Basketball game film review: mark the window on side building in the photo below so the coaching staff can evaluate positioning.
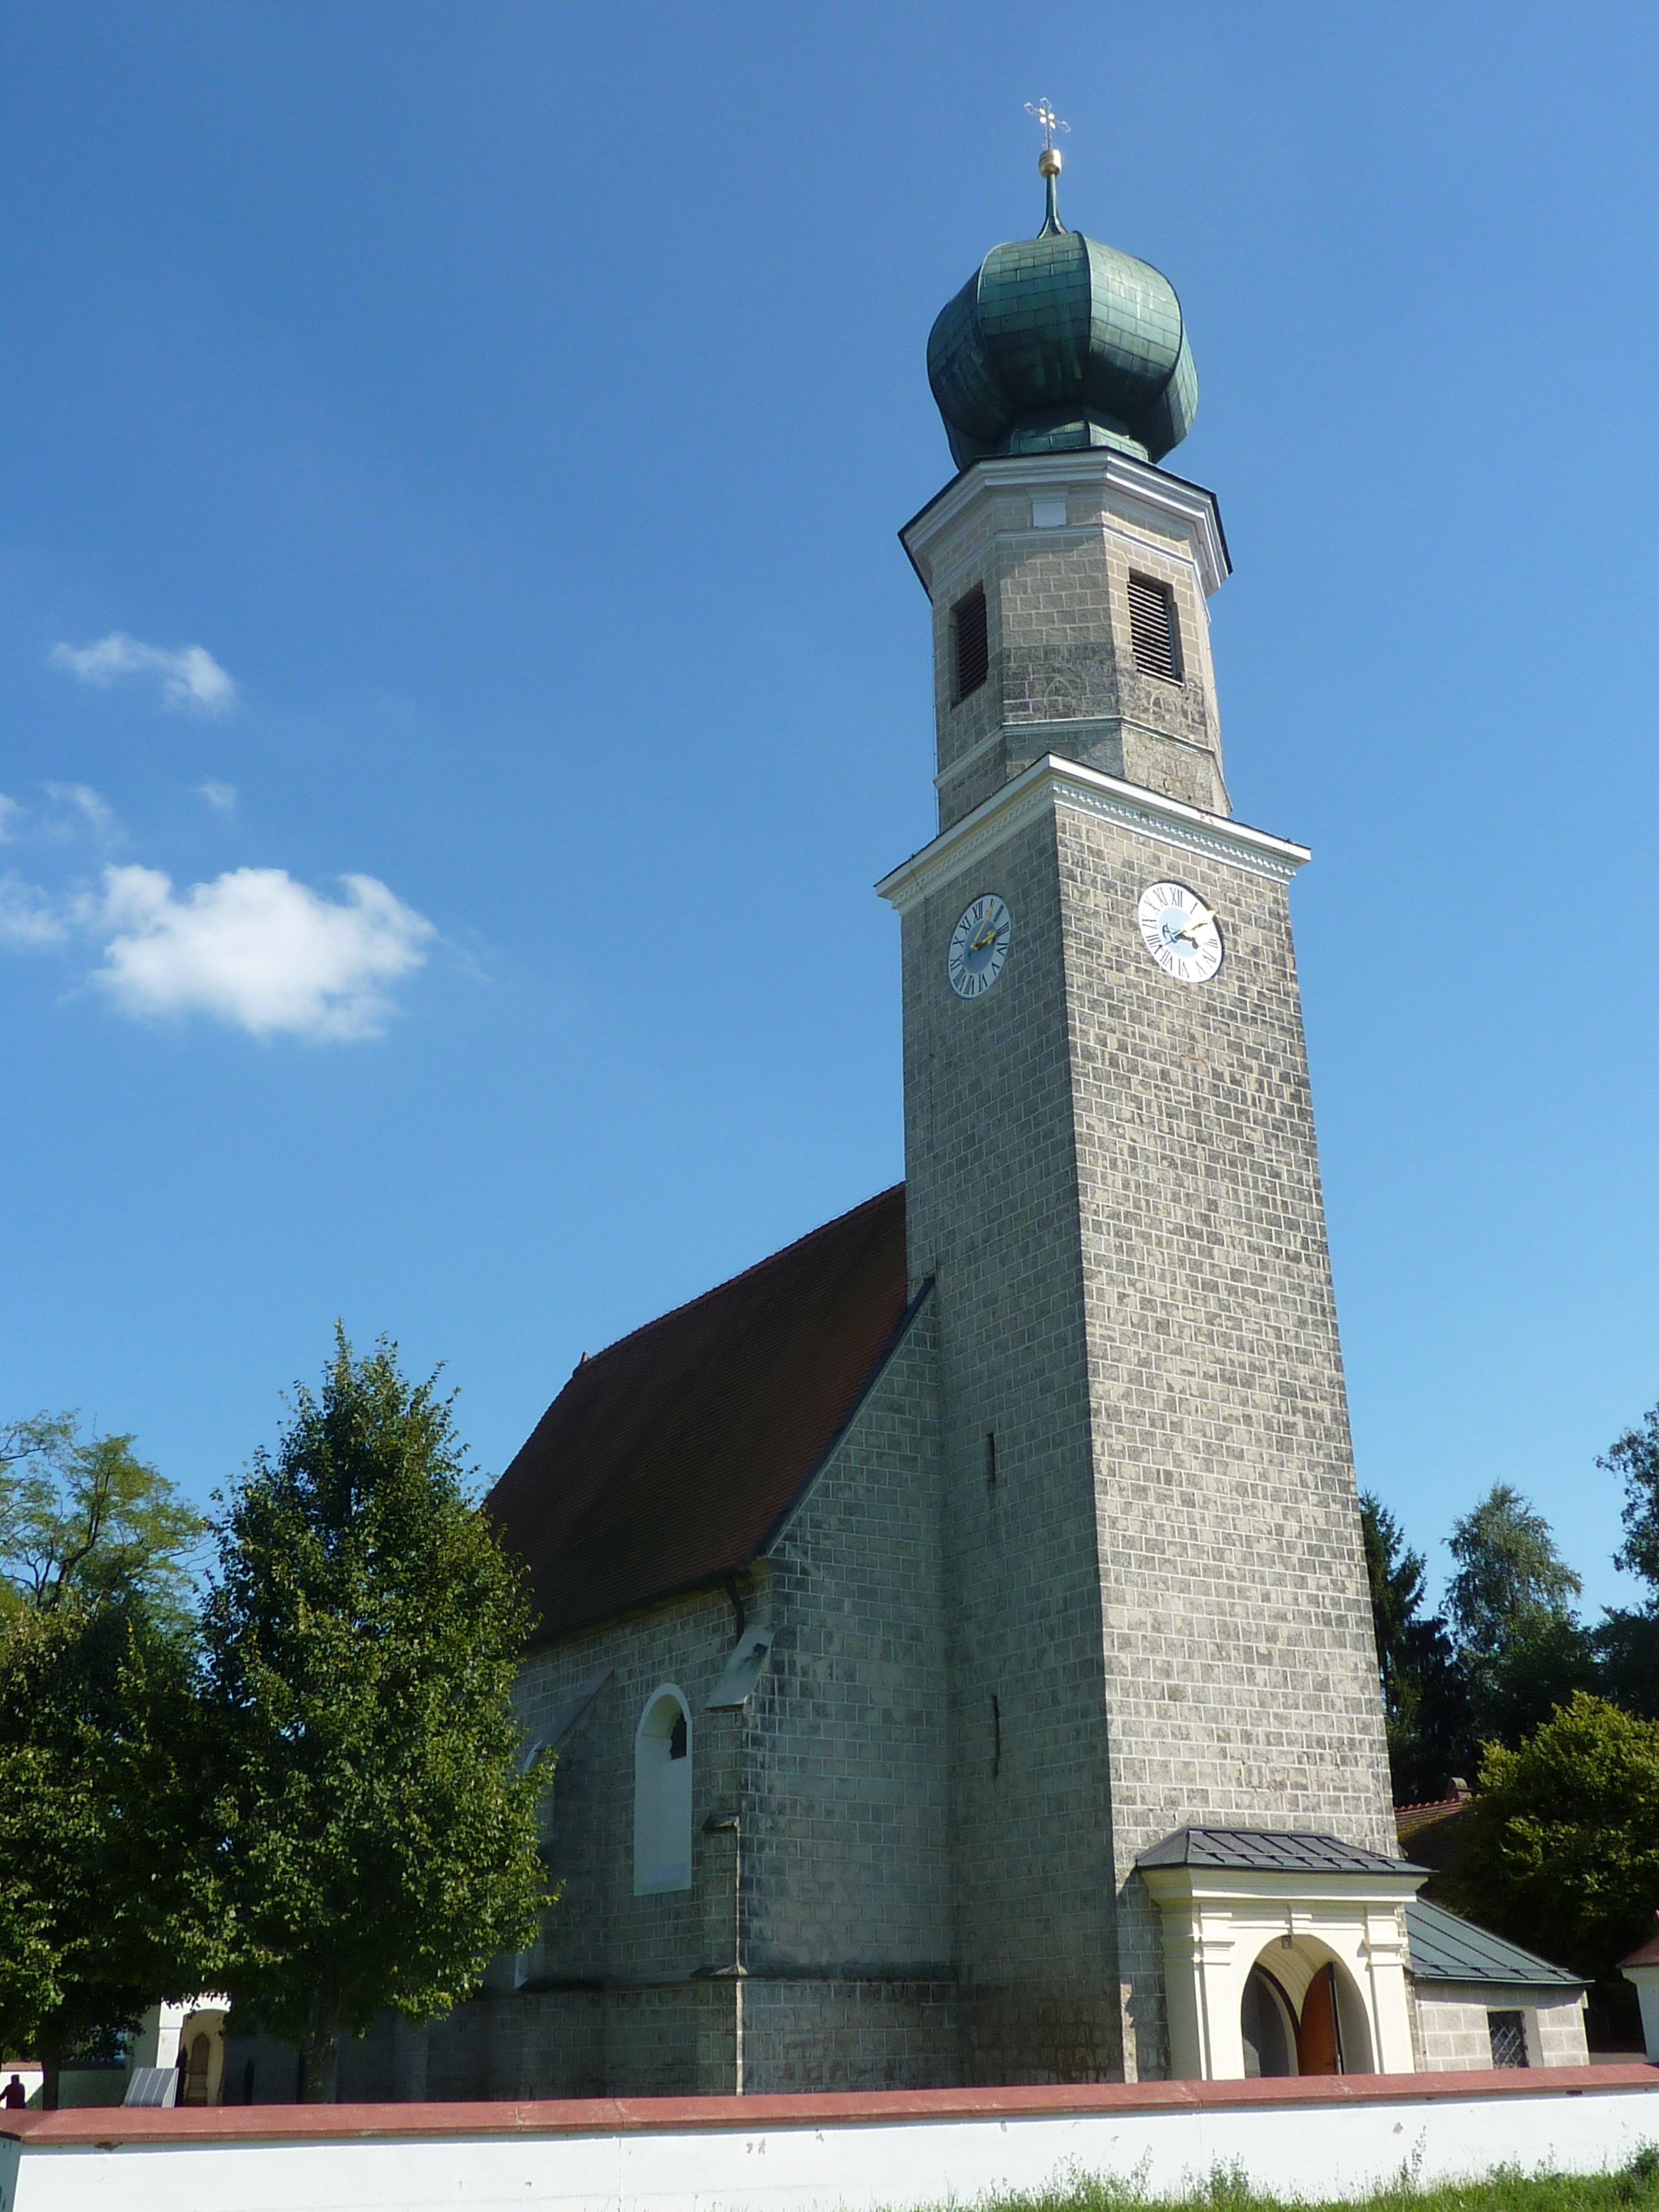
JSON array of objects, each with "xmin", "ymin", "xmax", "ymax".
[
  {"xmin": 634, "ymin": 1686, "xmax": 693, "ymax": 1894},
  {"xmin": 1486, "ymin": 2009, "xmax": 1529, "ymax": 2068}
]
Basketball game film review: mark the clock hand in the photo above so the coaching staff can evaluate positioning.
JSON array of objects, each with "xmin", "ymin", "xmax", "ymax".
[{"xmin": 1176, "ymin": 905, "xmax": 1217, "ymax": 945}]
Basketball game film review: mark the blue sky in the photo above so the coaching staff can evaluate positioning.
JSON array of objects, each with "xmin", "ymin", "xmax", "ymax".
[{"xmin": 1, "ymin": 1, "xmax": 1655, "ymax": 1618}]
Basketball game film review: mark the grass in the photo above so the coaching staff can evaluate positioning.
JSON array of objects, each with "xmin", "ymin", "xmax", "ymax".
[{"xmin": 963, "ymin": 2150, "xmax": 1659, "ymax": 2212}]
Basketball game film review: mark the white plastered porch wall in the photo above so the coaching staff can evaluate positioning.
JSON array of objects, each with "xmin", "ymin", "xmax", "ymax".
[
  {"xmin": 1139, "ymin": 1865, "xmax": 1419, "ymax": 2081},
  {"xmin": 1624, "ymin": 1962, "xmax": 1659, "ymax": 2062}
]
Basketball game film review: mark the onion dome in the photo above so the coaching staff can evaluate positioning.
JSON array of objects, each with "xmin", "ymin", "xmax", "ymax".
[{"xmin": 927, "ymin": 153, "xmax": 1198, "ymax": 472}]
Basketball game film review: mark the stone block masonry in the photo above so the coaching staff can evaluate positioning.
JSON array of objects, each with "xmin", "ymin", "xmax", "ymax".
[
  {"xmin": 898, "ymin": 799, "xmax": 1128, "ymax": 2085},
  {"xmin": 890, "ymin": 443, "xmax": 1398, "ymax": 2085},
  {"xmin": 891, "ymin": 764, "xmax": 1397, "ymax": 2081},
  {"xmin": 1412, "ymin": 1988, "xmax": 1590, "ymax": 2071},
  {"xmin": 397, "ymin": 1298, "xmax": 957, "ymax": 2100},
  {"xmin": 1056, "ymin": 798, "xmax": 1398, "ymax": 2075}
]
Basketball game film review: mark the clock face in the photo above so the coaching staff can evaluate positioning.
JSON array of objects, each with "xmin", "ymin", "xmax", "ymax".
[
  {"xmin": 947, "ymin": 894, "xmax": 1011, "ymax": 999},
  {"xmin": 1137, "ymin": 880, "xmax": 1223, "ymax": 983}
]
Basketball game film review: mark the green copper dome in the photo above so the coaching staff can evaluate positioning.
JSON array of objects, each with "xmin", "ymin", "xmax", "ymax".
[{"xmin": 927, "ymin": 178, "xmax": 1198, "ymax": 472}]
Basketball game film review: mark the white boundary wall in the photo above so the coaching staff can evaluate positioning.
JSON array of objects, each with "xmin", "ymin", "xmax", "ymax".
[{"xmin": 5, "ymin": 2076, "xmax": 1659, "ymax": 2212}]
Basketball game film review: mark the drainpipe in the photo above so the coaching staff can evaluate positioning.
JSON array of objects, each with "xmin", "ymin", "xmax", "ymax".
[{"xmin": 703, "ymin": 1809, "xmax": 744, "ymax": 2094}]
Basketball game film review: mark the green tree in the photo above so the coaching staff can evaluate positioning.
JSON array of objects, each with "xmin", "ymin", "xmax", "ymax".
[
  {"xmin": 0, "ymin": 1413, "xmax": 206, "ymax": 1624},
  {"xmin": 1446, "ymin": 1484, "xmax": 1597, "ymax": 1746},
  {"xmin": 0, "ymin": 1733, "xmax": 65, "ymax": 2061},
  {"xmin": 205, "ymin": 1331, "xmax": 551, "ymax": 2100},
  {"xmin": 1448, "ymin": 1693, "xmax": 1659, "ymax": 2032},
  {"xmin": 0, "ymin": 1412, "xmax": 214, "ymax": 2100},
  {"xmin": 1358, "ymin": 1493, "xmax": 1472, "ymax": 1801},
  {"xmin": 1602, "ymin": 1401, "xmax": 1659, "ymax": 1591},
  {"xmin": 1594, "ymin": 1605, "xmax": 1659, "ymax": 1723},
  {"xmin": 0, "ymin": 1601, "xmax": 218, "ymax": 2103},
  {"xmin": 1594, "ymin": 1403, "xmax": 1659, "ymax": 1721}
]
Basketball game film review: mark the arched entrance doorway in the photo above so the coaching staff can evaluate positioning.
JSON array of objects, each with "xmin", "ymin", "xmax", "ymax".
[
  {"xmin": 1139, "ymin": 1828, "xmax": 1420, "ymax": 2079},
  {"xmin": 1241, "ymin": 1942, "xmax": 1374, "ymax": 2078}
]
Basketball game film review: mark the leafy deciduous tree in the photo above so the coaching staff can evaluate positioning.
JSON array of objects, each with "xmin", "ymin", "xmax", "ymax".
[
  {"xmin": 1448, "ymin": 1692, "xmax": 1659, "ymax": 2035},
  {"xmin": 0, "ymin": 1735, "xmax": 65, "ymax": 2061},
  {"xmin": 1602, "ymin": 1402, "xmax": 1659, "ymax": 1592},
  {"xmin": 0, "ymin": 1601, "xmax": 219, "ymax": 2103},
  {"xmin": 206, "ymin": 1331, "xmax": 552, "ymax": 2100},
  {"xmin": 0, "ymin": 1414, "xmax": 206, "ymax": 1624},
  {"xmin": 0, "ymin": 1413, "xmax": 213, "ymax": 2101}
]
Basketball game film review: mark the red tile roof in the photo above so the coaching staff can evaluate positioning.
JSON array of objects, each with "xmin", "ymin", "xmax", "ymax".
[
  {"xmin": 1394, "ymin": 1792, "xmax": 1470, "ymax": 1825},
  {"xmin": 486, "ymin": 1188, "xmax": 915, "ymax": 1640},
  {"xmin": 1620, "ymin": 1912, "xmax": 1659, "ymax": 1971},
  {"xmin": 1393, "ymin": 1798, "xmax": 1472, "ymax": 1899}
]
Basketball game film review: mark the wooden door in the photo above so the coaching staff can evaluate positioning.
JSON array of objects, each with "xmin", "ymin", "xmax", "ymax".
[
  {"xmin": 1295, "ymin": 1962, "xmax": 1343, "ymax": 2075},
  {"xmin": 181, "ymin": 2033, "xmax": 211, "ymax": 2106}
]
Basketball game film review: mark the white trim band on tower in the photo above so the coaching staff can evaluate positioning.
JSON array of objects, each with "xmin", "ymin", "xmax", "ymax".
[
  {"xmin": 876, "ymin": 755, "xmax": 1310, "ymax": 916},
  {"xmin": 900, "ymin": 450, "xmax": 1230, "ymax": 598}
]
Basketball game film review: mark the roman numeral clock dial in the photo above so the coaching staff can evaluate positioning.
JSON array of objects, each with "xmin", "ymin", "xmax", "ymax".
[
  {"xmin": 947, "ymin": 894, "xmax": 1011, "ymax": 999},
  {"xmin": 1137, "ymin": 880, "xmax": 1224, "ymax": 982}
]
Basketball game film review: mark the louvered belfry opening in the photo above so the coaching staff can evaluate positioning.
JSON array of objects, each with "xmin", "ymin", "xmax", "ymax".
[
  {"xmin": 951, "ymin": 584, "xmax": 989, "ymax": 703},
  {"xmin": 1127, "ymin": 573, "xmax": 1182, "ymax": 683}
]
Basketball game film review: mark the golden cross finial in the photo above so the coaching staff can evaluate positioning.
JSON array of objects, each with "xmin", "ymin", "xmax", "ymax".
[
  {"xmin": 1025, "ymin": 99, "xmax": 1070, "ymax": 159},
  {"xmin": 1026, "ymin": 98, "xmax": 1069, "ymax": 223}
]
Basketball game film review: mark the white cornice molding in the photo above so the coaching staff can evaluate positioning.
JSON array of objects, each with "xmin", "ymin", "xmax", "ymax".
[
  {"xmin": 876, "ymin": 756, "xmax": 1309, "ymax": 915},
  {"xmin": 1139, "ymin": 1865, "xmax": 1423, "ymax": 1911},
  {"xmin": 901, "ymin": 451, "xmax": 1230, "ymax": 599}
]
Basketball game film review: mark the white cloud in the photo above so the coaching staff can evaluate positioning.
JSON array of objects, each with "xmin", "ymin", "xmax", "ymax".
[
  {"xmin": 90, "ymin": 865, "xmax": 434, "ymax": 1040},
  {"xmin": 0, "ymin": 794, "xmax": 21, "ymax": 842},
  {"xmin": 198, "ymin": 781, "xmax": 238, "ymax": 814},
  {"xmin": 49, "ymin": 632, "xmax": 237, "ymax": 713},
  {"xmin": 0, "ymin": 873, "xmax": 66, "ymax": 946},
  {"xmin": 44, "ymin": 782, "xmax": 122, "ymax": 842}
]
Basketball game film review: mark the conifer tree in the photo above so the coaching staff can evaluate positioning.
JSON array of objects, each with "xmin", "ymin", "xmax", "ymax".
[
  {"xmin": 206, "ymin": 1331, "xmax": 551, "ymax": 2100},
  {"xmin": 1446, "ymin": 1484, "xmax": 1597, "ymax": 1748},
  {"xmin": 1358, "ymin": 1493, "xmax": 1471, "ymax": 1801}
]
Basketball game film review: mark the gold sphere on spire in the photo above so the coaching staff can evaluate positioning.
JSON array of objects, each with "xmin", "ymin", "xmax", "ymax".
[{"xmin": 1038, "ymin": 146, "xmax": 1062, "ymax": 178}]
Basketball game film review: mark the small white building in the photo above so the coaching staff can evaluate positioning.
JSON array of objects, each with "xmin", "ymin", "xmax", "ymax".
[{"xmin": 1619, "ymin": 1914, "xmax": 1659, "ymax": 2061}]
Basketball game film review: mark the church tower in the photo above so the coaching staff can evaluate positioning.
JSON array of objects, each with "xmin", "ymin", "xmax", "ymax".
[{"xmin": 878, "ymin": 141, "xmax": 1411, "ymax": 2085}]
